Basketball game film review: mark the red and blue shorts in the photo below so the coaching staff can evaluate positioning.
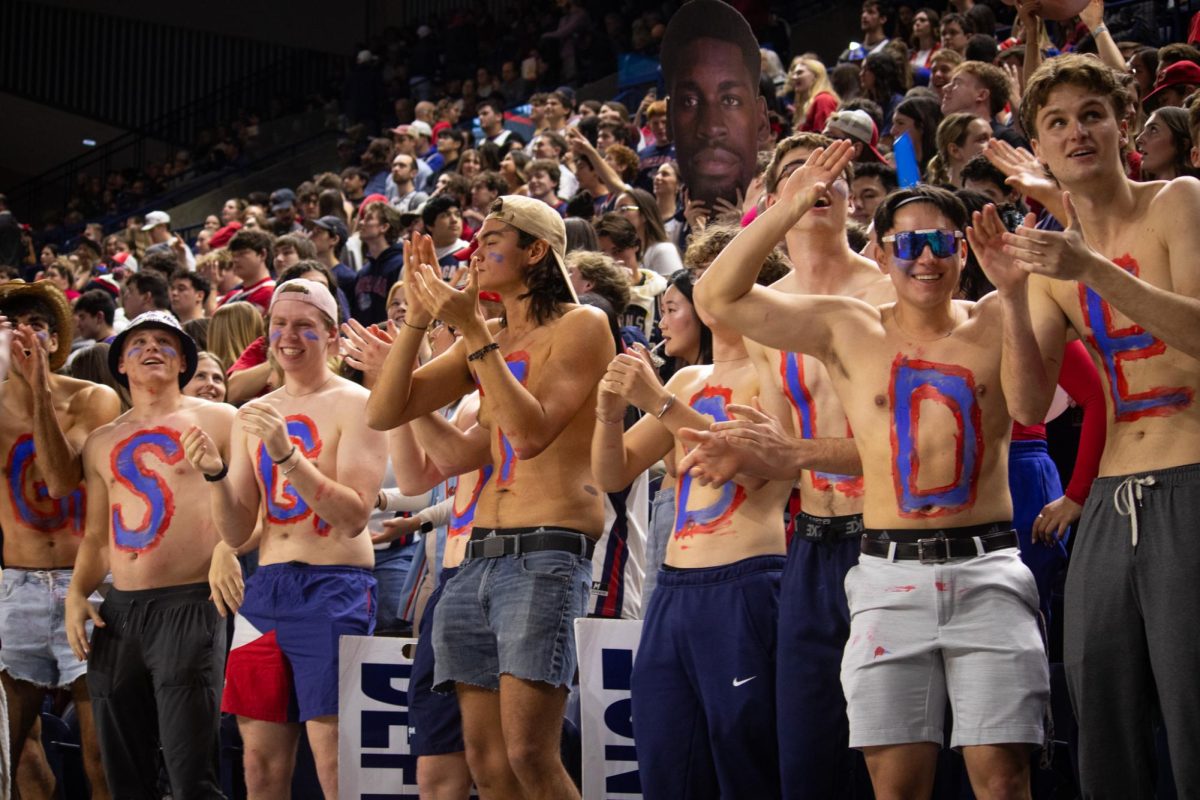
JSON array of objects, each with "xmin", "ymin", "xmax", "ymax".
[{"xmin": 223, "ymin": 562, "xmax": 376, "ymax": 722}]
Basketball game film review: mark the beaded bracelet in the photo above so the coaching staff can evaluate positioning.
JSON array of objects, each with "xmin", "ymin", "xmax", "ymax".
[{"xmin": 468, "ymin": 342, "xmax": 501, "ymax": 362}]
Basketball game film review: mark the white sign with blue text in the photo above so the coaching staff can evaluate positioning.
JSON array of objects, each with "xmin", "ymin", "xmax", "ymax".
[
  {"xmin": 338, "ymin": 636, "xmax": 419, "ymax": 800},
  {"xmin": 576, "ymin": 618, "xmax": 644, "ymax": 800}
]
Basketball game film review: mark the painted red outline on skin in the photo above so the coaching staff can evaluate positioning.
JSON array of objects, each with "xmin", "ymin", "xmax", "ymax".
[
  {"xmin": 674, "ymin": 385, "xmax": 748, "ymax": 539},
  {"xmin": 110, "ymin": 427, "xmax": 183, "ymax": 553},
  {"xmin": 888, "ymin": 356, "xmax": 983, "ymax": 519},
  {"xmin": 259, "ymin": 414, "xmax": 330, "ymax": 535},
  {"xmin": 5, "ymin": 434, "xmax": 85, "ymax": 535},
  {"xmin": 778, "ymin": 351, "xmax": 864, "ymax": 498},
  {"xmin": 1078, "ymin": 254, "xmax": 1193, "ymax": 422}
]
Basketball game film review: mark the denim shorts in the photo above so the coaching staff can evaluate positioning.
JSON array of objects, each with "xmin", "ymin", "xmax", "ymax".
[
  {"xmin": 431, "ymin": 530, "xmax": 592, "ymax": 692},
  {"xmin": 0, "ymin": 568, "xmax": 100, "ymax": 688}
]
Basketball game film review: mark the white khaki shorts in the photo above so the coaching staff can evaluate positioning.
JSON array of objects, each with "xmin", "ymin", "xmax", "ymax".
[{"xmin": 841, "ymin": 548, "xmax": 1049, "ymax": 749}]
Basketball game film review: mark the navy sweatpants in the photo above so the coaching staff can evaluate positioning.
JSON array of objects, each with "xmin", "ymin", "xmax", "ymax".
[
  {"xmin": 631, "ymin": 555, "xmax": 784, "ymax": 800},
  {"xmin": 777, "ymin": 513, "xmax": 866, "ymax": 800}
]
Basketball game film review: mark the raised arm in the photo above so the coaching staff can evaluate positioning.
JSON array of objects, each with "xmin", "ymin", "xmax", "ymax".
[
  {"xmin": 183, "ymin": 410, "xmax": 261, "ymax": 548},
  {"xmin": 389, "ymin": 393, "xmax": 482, "ymax": 494},
  {"xmin": 414, "ymin": 258, "xmax": 616, "ymax": 459},
  {"xmin": 592, "ymin": 362, "xmax": 697, "ymax": 492},
  {"xmin": 366, "ymin": 234, "xmax": 476, "ymax": 430},
  {"xmin": 567, "ymin": 127, "xmax": 630, "ymax": 197},
  {"xmin": 1078, "ymin": 0, "xmax": 1126, "ymax": 74},
  {"xmin": 239, "ymin": 396, "xmax": 386, "ymax": 537},
  {"xmin": 12, "ymin": 332, "xmax": 120, "ymax": 497},
  {"xmin": 967, "ymin": 204, "xmax": 1065, "ymax": 425}
]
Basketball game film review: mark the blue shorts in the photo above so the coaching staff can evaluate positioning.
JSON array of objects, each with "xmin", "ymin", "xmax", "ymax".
[
  {"xmin": 408, "ymin": 567, "xmax": 463, "ymax": 756},
  {"xmin": 632, "ymin": 555, "xmax": 785, "ymax": 800},
  {"xmin": 224, "ymin": 562, "xmax": 376, "ymax": 722},
  {"xmin": 432, "ymin": 530, "xmax": 592, "ymax": 692},
  {"xmin": 0, "ymin": 568, "xmax": 100, "ymax": 688}
]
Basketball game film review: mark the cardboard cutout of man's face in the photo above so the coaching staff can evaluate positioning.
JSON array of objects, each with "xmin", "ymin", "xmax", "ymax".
[{"xmin": 667, "ymin": 38, "xmax": 768, "ymax": 208}]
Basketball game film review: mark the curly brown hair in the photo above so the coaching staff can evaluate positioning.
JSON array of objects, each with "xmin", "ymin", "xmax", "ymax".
[
  {"xmin": 684, "ymin": 222, "xmax": 792, "ymax": 284},
  {"xmin": 566, "ymin": 251, "xmax": 631, "ymax": 314}
]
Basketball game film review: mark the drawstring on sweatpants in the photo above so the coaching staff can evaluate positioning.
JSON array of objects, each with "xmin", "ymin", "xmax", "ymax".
[{"xmin": 1113, "ymin": 475, "xmax": 1157, "ymax": 547}]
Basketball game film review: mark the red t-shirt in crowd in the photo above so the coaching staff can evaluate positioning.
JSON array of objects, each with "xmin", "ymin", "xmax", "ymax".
[{"xmin": 217, "ymin": 276, "xmax": 276, "ymax": 315}]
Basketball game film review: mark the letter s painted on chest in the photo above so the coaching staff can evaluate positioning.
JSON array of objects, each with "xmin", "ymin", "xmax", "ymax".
[{"xmin": 110, "ymin": 427, "xmax": 183, "ymax": 552}]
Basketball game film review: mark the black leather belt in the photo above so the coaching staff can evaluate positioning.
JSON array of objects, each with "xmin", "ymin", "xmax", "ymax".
[
  {"xmin": 861, "ymin": 527, "xmax": 1018, "ymax": 564},
  {"xmin": 467, "ymin": 527, "xmax": 595, "ymax": 561}
]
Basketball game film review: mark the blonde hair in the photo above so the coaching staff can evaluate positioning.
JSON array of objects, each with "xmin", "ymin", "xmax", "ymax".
[
  {"xmin": 927, "ymin": 112, "xmax": 979, "ymax": 185},
  {"xmin": 208, "ymin": 301, "xmax": 264, "ymax": 373},
  {"xmin": 788, "ymin": 57, "xmax": 839, "ymax": 130}
]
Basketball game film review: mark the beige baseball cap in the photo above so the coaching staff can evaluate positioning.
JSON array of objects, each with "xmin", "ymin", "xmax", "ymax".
[
  {"xmin": 483, "ymin": 195, "xmax": 578, "ymax": 302},
  {"xmin": 269, "ymin": 278, "xmax": 340, "ymax": 324}
]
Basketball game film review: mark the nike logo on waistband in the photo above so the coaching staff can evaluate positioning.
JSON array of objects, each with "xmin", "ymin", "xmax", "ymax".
[{"xmin": 732, "ymin": 676, "xmax": 757, "ymax": 687}]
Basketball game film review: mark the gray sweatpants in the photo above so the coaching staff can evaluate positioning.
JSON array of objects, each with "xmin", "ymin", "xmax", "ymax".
[{"xmin": 1065, "ymin": 462, "xmax": 1200, "ymax": 799}]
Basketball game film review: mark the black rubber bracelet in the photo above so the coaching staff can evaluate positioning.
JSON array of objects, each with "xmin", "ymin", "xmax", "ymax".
[
  {"xmin": 271, "ymin": 445, "xmax": 297, "ymax": 465},
  {"xmin": 203, "ymin": 461, "xmax": 229, "ymax": 482},
  {"xmin": 467, "ymin": 342, "xmax": 501, "ymax": 362}
]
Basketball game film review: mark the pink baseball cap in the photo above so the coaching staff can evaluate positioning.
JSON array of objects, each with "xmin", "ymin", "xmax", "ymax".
[{"xmin": 268, "ymin": 278, "xmax": 339, "ymax": 324}]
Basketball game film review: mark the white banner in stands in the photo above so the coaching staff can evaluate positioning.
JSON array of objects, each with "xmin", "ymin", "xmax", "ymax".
[
  {"xmin": 576, "ymin": 618, "xmax": 644, "ymax": 800},
  {"xmin": 338, "ymin": 635, "xmax": 419, "ymax": 799}
]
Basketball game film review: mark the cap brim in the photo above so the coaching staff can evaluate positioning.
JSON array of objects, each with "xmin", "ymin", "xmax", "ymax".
[
  {"xmin": 108, "ymin": 321, "xmax": 198, "ymax": 389},
  {"xmin": 551, "ymin": 250, "xmax": 578, "ymax": 303},
  {"xmin": 1141, "ymin": 83, "xmax": 1172, "ymax": 108}
]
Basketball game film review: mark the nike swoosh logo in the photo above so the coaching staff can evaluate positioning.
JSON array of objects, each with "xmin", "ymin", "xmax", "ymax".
[{"xmin": 732, "ymin": 676, "xmax": 756, "ymax": 687}]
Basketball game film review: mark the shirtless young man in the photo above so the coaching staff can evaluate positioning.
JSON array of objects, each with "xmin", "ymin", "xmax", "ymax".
[
  {"xmin": 367, "ymin": 197, "xmax": 613, "ymax": 800},
  {"xmin": 0, "ymin": 282, "xmax": 119, "ymax": 798},
  {"xmin": 746, "ymin": 133, "xmax": 895, "ymax": 799},
  {"xmin": 592, "ymin": 264, "xmax": 792, "ymax": 798},
  {"xmin": 697, "ymin": 142, "xmax": 1049, "ymax": 797},
  {"xmin": 184, "ymin": 279, "xmax": 386, "ymax": 799},
  {"xmin": 64, "ymin": 311, "xmax": 239, "ymax": 799},
  {"xmin": 983, "ymin": 54, "xmax": 1200, "ymax": 795}
]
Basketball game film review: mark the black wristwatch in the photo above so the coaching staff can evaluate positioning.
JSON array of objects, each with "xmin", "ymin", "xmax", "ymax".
[{"xmin": 419, "ymin": 520, "xmax": 434, "ymax": 534}]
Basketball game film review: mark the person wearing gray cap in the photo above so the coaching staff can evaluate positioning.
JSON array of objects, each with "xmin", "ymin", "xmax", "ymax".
[
  {"xmin": 660, "ymin": 0, "xmax": 768, "ymax": 210},
  {"xmin": 142, "ymin": 210, "xmax": 196, "ymax": 272},
  {"xmin": 368, "ymin": 197, "xmax": 613, "ymax": 800},
  {"xmin": 65, "ymin": 310, "xmax": 240, "ymax": 799},
  {"xmin": 306, "ymin": 215, "xmax": 356, "ymax": 300}
]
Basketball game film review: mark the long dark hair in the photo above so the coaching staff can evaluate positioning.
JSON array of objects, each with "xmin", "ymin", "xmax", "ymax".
[
  {"xmin": 622, "ymin": 187, "xmax": 670, "ymax": 248},
  {"xmin": 894, "ymin": 95, "xmax": 942, "ymax": 175},
  {"xmin": 863, "ymin": 52, "xmax": 905, "ymax": 107},
  {"xmin": 513, "ymin": 228, "xmax": 573, "ymax": 326},
  {"xmin": 665, "ymin": 269, "xmax": 713, "ymax": 367}
]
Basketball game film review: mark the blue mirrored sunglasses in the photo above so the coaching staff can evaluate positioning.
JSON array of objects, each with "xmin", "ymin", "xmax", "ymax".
[{"xmin": 880, "ymin": 229, "xmax": 963, "ymax": 260}]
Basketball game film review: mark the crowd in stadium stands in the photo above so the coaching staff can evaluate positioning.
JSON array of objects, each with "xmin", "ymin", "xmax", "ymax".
[{"xmin": 2, "ymin": 0, "xmax": 1200, "ymax": 797}]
